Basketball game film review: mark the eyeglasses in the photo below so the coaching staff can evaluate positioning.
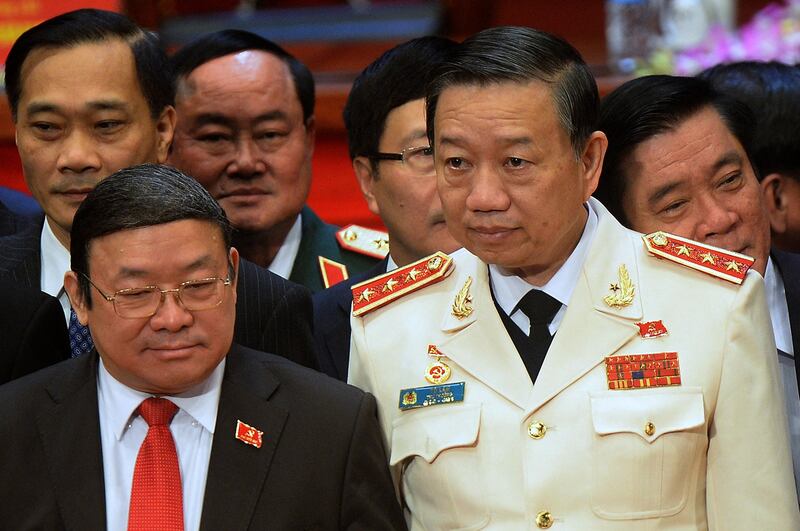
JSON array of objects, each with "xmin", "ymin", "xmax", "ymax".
[
  {"xmin": 81, "ymin": 274, "xmax": 232, "ymax": 319},
  {"xmin": 368, "ymin": 145, "xmax": 434, "ymax": 174}
]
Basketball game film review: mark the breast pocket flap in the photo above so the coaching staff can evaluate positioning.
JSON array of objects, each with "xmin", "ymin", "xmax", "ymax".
[
  {"xmin": 590, "ymin": 388, "xmax": 705, "ymax": 443},
  {"xmin": 390, "ymin": 403, "xmax": 481, "ymax": 465}
]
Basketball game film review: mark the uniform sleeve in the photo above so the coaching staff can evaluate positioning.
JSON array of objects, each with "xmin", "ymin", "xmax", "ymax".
[
  {"xmin": 340, "ymin": 392, "xmax": 408, "ymax": 531},
  {"xmin": 706, "ymin": 271, "xmax": 800, "ymax": 529}
]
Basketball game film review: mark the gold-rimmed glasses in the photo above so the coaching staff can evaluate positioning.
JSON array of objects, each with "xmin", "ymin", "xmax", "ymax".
[{"xmin": 81, "ymin": 273, "xmax": 232, "ymax": 319}]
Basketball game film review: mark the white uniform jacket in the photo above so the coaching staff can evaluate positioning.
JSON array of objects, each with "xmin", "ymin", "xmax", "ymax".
[{"xmin": 349, "ymin": 199, "xmax": 799, "ymax": 530}]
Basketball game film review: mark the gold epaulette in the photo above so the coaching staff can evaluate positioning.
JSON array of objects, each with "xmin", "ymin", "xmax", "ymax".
[
  {"xmin": 642, "ymin": 231, "xmax": 754, "ymax": 285},
  {"xmin": 352, "ymin": 252, "xmax": 453, "ymax": 317},
  {"xmin": 336, "ymin": 224, "xmax": 389, "ymax": 259}
]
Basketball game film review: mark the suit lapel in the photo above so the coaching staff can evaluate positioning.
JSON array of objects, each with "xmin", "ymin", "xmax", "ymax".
[
  {"xmin": 200, "ymin": 346, "xmax": 288, "ymax": 531},
  {"xmin": 437, "ymin": 257, "xmax": 533, "ymax": 409},
  {"xmin": 526, "ymin": 202, "xmax": 642, "ymax": 413},
  {"xmin": 0, "ymin": 216, "xmax": 43, "ymax": 288},
  {"xmin": 771, "ymin": 248, "xmax": 800, "ymax": 398},
  {"xmin": 37, "ymin": 352, "xmax": 107, "ymax": 530}
]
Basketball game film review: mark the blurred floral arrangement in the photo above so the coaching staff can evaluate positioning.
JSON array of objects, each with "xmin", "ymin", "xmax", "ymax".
[{"xmin": 642, "ymin": 0, "xmax": 800, "ymax": 75}]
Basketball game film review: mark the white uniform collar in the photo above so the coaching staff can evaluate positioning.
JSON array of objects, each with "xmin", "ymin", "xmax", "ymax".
[{"xmin": 268, "ymin": 213, "xmax": 303, "ymax": 279}]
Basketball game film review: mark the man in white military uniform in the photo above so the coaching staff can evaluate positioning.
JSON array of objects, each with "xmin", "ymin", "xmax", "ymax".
[{"xmin": 348, "ymin": 27, "xmax": 799, "ymax": 530}]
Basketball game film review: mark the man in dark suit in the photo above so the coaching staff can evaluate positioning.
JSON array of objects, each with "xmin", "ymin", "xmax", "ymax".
[
  {"xmin": 0, "ymin": 9, "xmax": 316, "ymax": 368},
  {"xmin": 168, "ymin": 30, "xmax": 385, "ymax": 293},
  {"xmin": 597, "ymin": 74, "xmax": 800, "ymax": 496},
  {"xmin": 0, "ymin": 163, "xmax": 405, "ymax": 530},
  {"xmin": 0, "ymin": 281, "xmax": 69, "ymax": 383},
  {"xmin": 312, "ymin": 37, "xmax": 461, "ymax": 380}
]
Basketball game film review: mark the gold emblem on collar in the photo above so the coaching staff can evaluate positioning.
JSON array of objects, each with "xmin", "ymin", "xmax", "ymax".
[
  {"xmin": 451, "ymin": 276, "xmax": 474, "ymax": 319},
  {"xmin": 603, "ymin": 264, "xmax": 635, "ymax": 309}
]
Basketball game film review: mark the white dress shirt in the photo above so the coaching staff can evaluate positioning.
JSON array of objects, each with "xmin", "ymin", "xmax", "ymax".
[
  {"xmin": 765, "ymin": 257, "xmax": 800, "ymax": 499},
  {"xmin": 97, "ymin": 358, "xmax": 224, "ymax": 531},
  {"xmin": 268, "ymin": 213, "xmax": 302, "ymax": 279},
  {"xmin": 490, "ymin": 202, "xmax": 598, "ymax": 336},
  {"xmin": 39, "ymin": 218, "xmax": 71, "ymax": 324}
]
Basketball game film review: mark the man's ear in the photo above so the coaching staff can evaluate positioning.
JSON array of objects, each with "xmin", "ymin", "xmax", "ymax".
[
  {"xmin": 64, "ymin": 271, "xmax": 89, "ymax": 325},
  {"xmin": 229, "ymin": 247, "xmax": 240, "ymax": 305},
  {"xmin": 761, "ymin": 173, "xmax": 788, "ymax": 235},
  {"xmin": 353, "ymin": 156, "xmax": 381, "ymax": 217},
  {"xmin": 155, "ymin": 105, "xmax": 177, "ymax": 163},
  {"xmin": 580, "ymin": 130, "xmax": 608, "ymax": 201}
]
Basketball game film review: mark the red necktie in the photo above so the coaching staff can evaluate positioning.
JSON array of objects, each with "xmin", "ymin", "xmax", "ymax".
[{"xmin": 128, "ymin": 397, "xmax": 184, "ymax": 531}]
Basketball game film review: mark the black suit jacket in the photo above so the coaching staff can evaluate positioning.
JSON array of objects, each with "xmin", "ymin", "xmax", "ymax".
[
  {"xmin": 0, "ymin": 345, "xmax": 406, "ymax": 530},
  {"xmin": 312, "ymin": 259, "xmax": 387, "ymax": 380},
  {"xmin": 0, "ymin": 217, "xmax": 319, "ymax": 370},
  {"xmin": 772, "ymin": 248, "xmax": 800, "ymax": 395},
  {"xmin": 0, "ymin": 281, "xmax": 69, "ymax": 384}
]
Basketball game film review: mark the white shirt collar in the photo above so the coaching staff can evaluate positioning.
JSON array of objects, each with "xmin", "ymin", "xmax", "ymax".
[
  {"xmin": 97, "ymin": 356, "xmax": 225, "ymax": 442},
  {"xmin": 765, "ymin": 256, "xmax": 794, "ymax": 355},
  {"xmin": 268, "ymin": 213, "xmax": 303, "ymax": 279},
  {"xmin": 386, "ymin": 254, "xmax": 398, "ymax": 273},
  {"xmin": 40, "ymin": 217, "xmax": 71, "ymax": 299},
  {"xmin": 490, "ymin": 201, "xmax": 598, "ymax": 318}
]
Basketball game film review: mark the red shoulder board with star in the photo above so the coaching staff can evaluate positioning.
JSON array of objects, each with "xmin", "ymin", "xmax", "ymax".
[
  {"xmin": 642, "ymin": 231, "xmax": 754, "ymax": 284},
  {"xmin": 336, "ymin": 224, "xmax": 390, "ymax": 259},
  {"xmin": 352, "ymin": 251, "xmax": 453, "ymax": 317}
]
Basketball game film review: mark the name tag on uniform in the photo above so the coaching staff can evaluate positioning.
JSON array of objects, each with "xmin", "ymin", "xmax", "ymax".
[{"xmin": 398, "ymin": 382, "xmax": 465, "ymax": 410}]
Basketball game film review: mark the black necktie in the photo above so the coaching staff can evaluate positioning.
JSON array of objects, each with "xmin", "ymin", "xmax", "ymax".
[{"xmin": 517, "ymin": 289, "xmax": 562, "ymax": 348}]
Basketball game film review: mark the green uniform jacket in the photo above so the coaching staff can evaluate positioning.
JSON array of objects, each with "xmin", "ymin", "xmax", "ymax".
[{"xmin": 289, "ymin": 206, "xmax": 381, "ymax": 293}]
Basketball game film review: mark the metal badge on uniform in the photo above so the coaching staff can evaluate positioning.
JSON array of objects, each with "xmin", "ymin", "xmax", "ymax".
[
  {"xmin": 398, "ymin": 381, "xmax": 465, "ymax": 410},
  {"xmin": 605, "ymin": 352, "xmax": 681, "ymax": 390},
  {"xmin": 235, "ymin": 420, "xmax": 263, "ymax": 448},
  {"xmin": 635, "ymin": 320, "xmax": 668, "ymax": 339},
  {"xmin": 425, "ymin": 344, "xmax": 451, "ymax": 384}
]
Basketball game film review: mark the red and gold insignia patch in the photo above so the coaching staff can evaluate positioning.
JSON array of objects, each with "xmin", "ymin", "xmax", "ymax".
[
  {"xmin": 636, "ymin": 320, "xmax": 668, "ymax": 339},
  {"xmin": 336, "ymin": 224, "xmax": 390, "ymax": 259},
  {"xmin": 352, "ymin": 252, "xmax": 453, "ymax": 317},
  {"xmin": 318, "ymin": 256, "xmax": 349, "ymax": 288},
  {"xmin": 235, "ymin": 420, "xmax": 263, "ymax": 448},
  {"xmin": 643, "ymin": 231, "xmax": 754, "ymax": 284},
  {"xmin": 605, "ymin": 352, "xmax": 681, "ymax": 390}
]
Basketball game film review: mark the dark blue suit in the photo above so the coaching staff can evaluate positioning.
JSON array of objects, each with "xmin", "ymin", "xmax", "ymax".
[
  {"xmin": 0, "ymin": 215, "xmax": 319, "ymax": 371},
  {"xmin": 312, "ymin": 258, "xmax": 387, "ymax": 380}
]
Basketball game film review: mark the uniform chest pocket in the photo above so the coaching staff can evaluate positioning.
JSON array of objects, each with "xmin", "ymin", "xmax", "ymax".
[
  {"xmin": 589, "ymin": 388, "xmax": 706, "ymax": 520},
  {"xmin": 390, "ymin": 403, "xmax": 490, "ymax": 531}
]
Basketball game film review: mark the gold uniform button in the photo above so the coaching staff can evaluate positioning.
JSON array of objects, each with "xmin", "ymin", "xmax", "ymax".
[
  {"xmin": 644, "ymin": 422, "xmax": 656, "ymax": 436},
  {"xmin": 535, "ymin": 510, "xmax": 553, "ymax": 529},
  {"xmin": 528, "ymin": 421, "xmax": 547, "ymax": 439}
]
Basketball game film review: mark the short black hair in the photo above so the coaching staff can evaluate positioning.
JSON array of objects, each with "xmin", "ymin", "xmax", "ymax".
[
  {"xmin": 343, "ymin": 36, "xmax": 457, "ymax": 161},
  {"xmin": 597, "ymin": 75, "xmax": 756, "ymax": 225},
  {"xmin": 700, "ymin": 61, "xmax": 800, "ymax": 180},
  {"xmin": 426, "ymin": 26, "xmax": 598, "ymax": 159},
  {"xmin": 5, "ymin": 8, "xmax": 173, "ymax": 121},
  {"xmin": 71, "ymin": 163, "xmax": 232, "ymax": 306},
  {"xmin": 171, "ymin": 29, "xmax": 315, "ymax": 123}
]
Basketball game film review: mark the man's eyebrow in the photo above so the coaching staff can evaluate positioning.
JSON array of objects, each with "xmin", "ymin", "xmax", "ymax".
[
  {"xmin": 710, "ymin": 151, "xmax": 743, "ymax": 174},
  {"xmin": 87, "ymin": 100, "xmax": 130, "ymax": 112},
  {"xmin": 25, "ymin": 100, "xmax": 131, "ymax": 116},
  {"xmin": 192, "ymin": 113, "xmax": 236, "ymax": 129},
  {"xmin": 647, "ymin": 180, "xmax": 684, "ymax": 207},
  {"xmin": 253, "ymin": 110, "xmax": 289, "ymax": 123}
]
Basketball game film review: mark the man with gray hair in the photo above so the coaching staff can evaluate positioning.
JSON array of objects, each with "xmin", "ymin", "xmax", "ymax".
[{"xmin": 348, "ymin": 26, "xmax": 798, "ymax": 528}]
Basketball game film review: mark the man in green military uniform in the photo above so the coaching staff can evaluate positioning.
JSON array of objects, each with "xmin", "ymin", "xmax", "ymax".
[{"xmin": 169, "ymin": 30, "xmax": 383, "ymax": 292}]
